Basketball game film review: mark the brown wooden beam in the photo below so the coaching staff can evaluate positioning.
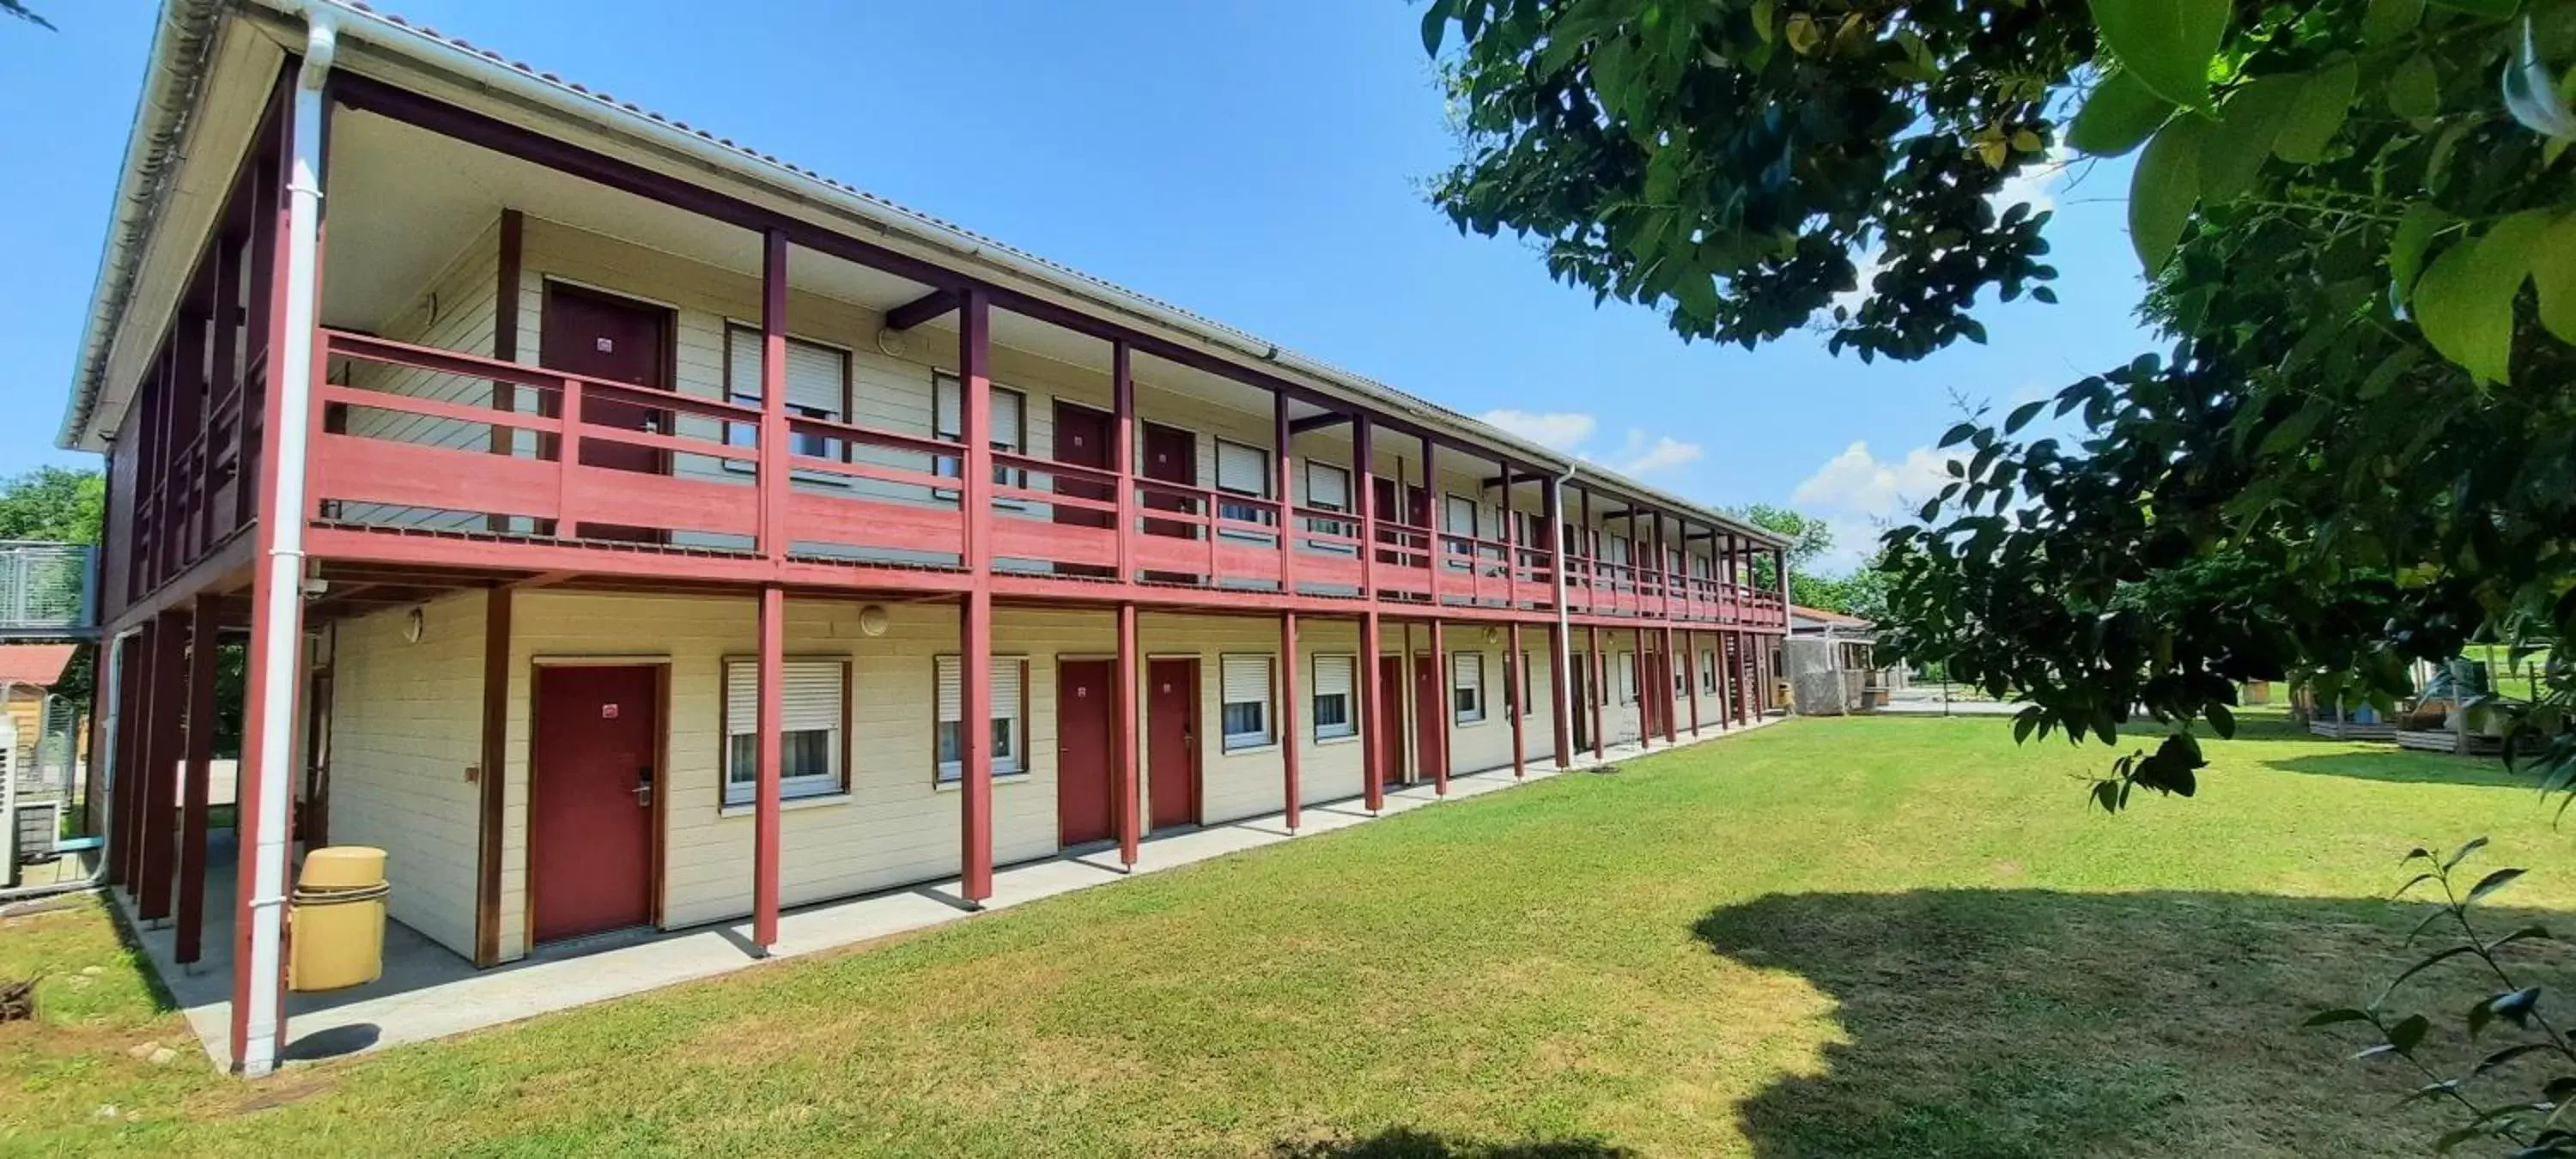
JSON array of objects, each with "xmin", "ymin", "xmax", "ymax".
[{"xmin": 884, "ymin": 288, "xmax": 959, "ymax": 332}]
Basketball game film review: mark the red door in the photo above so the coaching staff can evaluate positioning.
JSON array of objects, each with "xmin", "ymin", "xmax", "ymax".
[
  {"xmin": 1139, "ymin": 423, "xmax": 1198, "ymax": 583},
  {"xmin": 1056, "ymin": 659, "xmax": 1116, "ymax": 846},
  {"xmin": 1052, "ymin": 401, "xmax": 1116, "ymax": 579},
  {"xmin": 1569, "ymin": 655, "xmax": 1593, "ymax": 751},
  {"xmin": 540, "ymin": 282, "xmax": 673, "ymax": 542},
  {"xmin": 1146, "ymin": 658, "xmax": 1200, "ymax": 829},
  {"xmin": 1639, "ymin": 650, "xmax": 1663, "ymax": 738},
  {"xmin": 1412, "ymin": 653, "xmax": 1446, "ymax": 784},
  {"xmin": 531, "ymin": 664, "xmax": 659, "ymax": 944},
  {"xmin": 1376, "ymin": 654, "xmax": 1408, "ymax": 786}
]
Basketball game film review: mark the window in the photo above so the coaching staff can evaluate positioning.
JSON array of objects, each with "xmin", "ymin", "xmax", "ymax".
[
  {"xmin": 1220, "ymin": 653, "xmax": 1273, "ymax": 750},
  {"xmin": 932, "ymin": 372, "xmax": 1027, "ymax": 488},
  {"xmin": 1701, "ymin": 650, "xmax": 1719, "ymax": 694},
  {"xmin": 1214, "ymin": 439, "xmax": 1273, "ymax": 532},
  {"xmin": 1502, "ymin": 651, "xmax": 1530, "ymax": 719},
  {"xmin": 1305, "ymin": 461, "xmax": 1351, "ymax": 513},
  {"xmin": 724, "ymin": 326, "xmax": 848, "ymax": 460},
  {"xmin": 722, "ymin": 658, "xmax": 846, "ymax": 806},
  {"xmin": 1312, "ymin": 653, "xmax": 1356, "ymax": 740},
  {"xmin": 1303, "ymin": 459, "xmax": 1357, "ymax": 555},
  {"xmin": 934, "ymin": 656, "xmax": 1026, "ymax": 782},
  {"xmin": 1444, "ymin": 495, "xmax": 1480, "ymax": 558},
  {"xmin": 1618, "ymin": 652, "xmax": 1638, "ymax": 704},
  {"xmin": 1452, "ymin": 650, "xmax": 1485, "ymax": 724}
]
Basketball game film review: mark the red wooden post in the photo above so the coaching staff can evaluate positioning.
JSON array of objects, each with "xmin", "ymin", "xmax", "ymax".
[
  {"xmin": 1577, "ymin": 486, "xmax": 1595, "ymax": 614},
  {"xmin": 1428, "ymin": 617, "xmax": 1449, "ymax": 795},
  {"xmin": 1508, "ymin": 620, "xmax": 1526, "ymax": 778},
  {"xmin": 1634, "ymin": 625, "xmax": 1652, "ymax": 752},
  {"xmin": 1422, "ymin": 434, "xmax": 1440, "ymax": 606},
  {"xmin": 1279, "ymin": 610, "xmax": 1302, "ymax": 829},
  {"xmin": 958, "ymin": 288, "xmax": 996, "ymax": 904},
  {"xmin": 556, "ymin": 376, "xmax": 583, "ymax": 532},
  {"xmin": 1686, "ymin": 628, "xmax": 1703, "ymax": 737},
  {"xmin": 753, "ymin": 585, "xmax": 783, "ymax": 950},
  {"xmin": 759, "ymin": 229, "xmax": 790, "ymax": 566},
  {"xmin": 1544, "ymin": 477, "xmax": 1572, "ymax": 770},
  {"xmin": 118, "ymin": 624, "xmax": 155, "ymax": 892},
  {"xmin": 1112, "ymin": 342, "xmax": 1135, "ymax": 584},
  {"xmin": 1662, "ymin": 622, "xmax": 1680, "ymax": 744},
  {"xmin": 1588, "ymin": 624, "xmax": 1606, "ymax": 760},
  {"xmin": 139, "ymin": 610, "xmax": 189, "ymax": 922},
  {"xmin": 1360, "ymin": 609, "xmax": 1385, "ymax": 812},
  {"xmin": 1498, "ymin": 459, "xmax": 1516, "ymax": 610},
  {"xmin": 1715, "ymin": 627, "xmax": 1734, "ymax": 730},
  {"xmin": 1115, "ymin": 602, "xmax": 1139, "ymax": 865},
  {"xmin": 106, "ymin": 633, "xmax": 141, "ymax": 888},
  {"xmin": 1355, "ymin": 414, "xmax": 1376, "ymax": 600},
  {"xmin": 177, "ymin": 594, "xmax": 220, "ymax": 964},
  {"xmin": 1275, "ymin": 390, "xmax": 1296, "ymax": 598}
]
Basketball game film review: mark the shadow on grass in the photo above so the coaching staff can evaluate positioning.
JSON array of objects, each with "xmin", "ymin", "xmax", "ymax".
[
  {"xmin": 2260, "ymin": 751, "xmax": 2539, "ymax": 789},
  {"xmin": 1693, "ymin": 888, "xmax": 2576, "ymax": 1159},
  {"xmin": 1272, "ymin": 1129, "xmax": 1630, "ymax": 1158}
]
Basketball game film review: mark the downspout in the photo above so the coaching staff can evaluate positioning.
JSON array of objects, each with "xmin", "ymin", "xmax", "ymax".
[
  {"xmin": 1549, "ymin": 458, "xmax": 1579, "ymax": 762},
  {"xmin": 236, "ymin": 3, "xmax": 336, "ymax": 1079}
]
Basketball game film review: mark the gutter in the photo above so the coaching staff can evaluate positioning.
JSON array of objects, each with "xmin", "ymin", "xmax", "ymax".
[{"xmin": 56, "ymin": 0, "xmax": 227, "ymax": 450}]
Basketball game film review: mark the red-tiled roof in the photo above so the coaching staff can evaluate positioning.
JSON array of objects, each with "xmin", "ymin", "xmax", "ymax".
[
  {"xmin": 1791, "ymin": 605, "xmax": 1870, "ymax": 627},
  {"xmin": 0, "ymin": 644, "xmax": 77, "ymax": 687}
]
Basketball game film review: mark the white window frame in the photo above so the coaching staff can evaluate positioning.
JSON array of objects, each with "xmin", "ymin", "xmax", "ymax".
[
  {"xmin": 721, "ymin": 325, "xmax": 851, "ymax": 482},
  {"xmin": 935, "ymin": 655, "xmax": 1030, "ymax": 784},
  {"xmin": 1702, "ymin": 649, "xmax": 1720, "ymax": 694},
  {"xmin": 931, "ymin": 372, "xmax": 1029, "ymax": 500},
  {"xmin": 1220, "ymin": 653, "xmax": 1275, "ymax": 751},
  {"xmin": 1302, "ymin": 459, "xmax": 1358, "ymax": 557},
  {"xmin": 1451, "ymin": 650, "xmax": 1485, "ymax": 725},
  {"xmin": 1619, "ymin": 652, "xmax": 1638, "ymax": 705},
  {"xmin": 722, "ymin": 657, "xmax": 847, "ymax": 806},
  {"xmin": 1311, "ymin": 653, "xmax": 1357, "ymax": 741},
  {"xmin": 1214, "ymin": 439, "xmax": 1274, "ymax": 544}
]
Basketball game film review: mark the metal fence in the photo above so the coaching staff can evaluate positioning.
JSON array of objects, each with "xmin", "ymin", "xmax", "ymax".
[
  {"xmin": 0, "ymin": 542, "xmax": 94, "ymax": 634},
  {"xmin": 15, "ymin": 694, "xmax": 81, "ymax": 803}
]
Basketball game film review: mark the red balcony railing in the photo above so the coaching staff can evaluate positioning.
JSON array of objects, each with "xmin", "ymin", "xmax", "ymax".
[{"xmin": 303, "ymin": 328, "xmax": 1788, "ymax": 627}]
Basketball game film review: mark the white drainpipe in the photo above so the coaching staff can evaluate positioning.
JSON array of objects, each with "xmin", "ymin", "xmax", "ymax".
[
  {"xmin": 237, "ymin": 3, "xmax": 335, "ymax": 1079},
  {"xmin": 1549, "ymin": 460, "xmax": 1579, "ymax": 763}
]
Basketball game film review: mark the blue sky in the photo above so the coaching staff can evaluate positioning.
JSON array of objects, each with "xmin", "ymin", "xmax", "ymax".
[{"xmin": 0, "ymin": 1, "xmax": 2154, "ymax": 573}]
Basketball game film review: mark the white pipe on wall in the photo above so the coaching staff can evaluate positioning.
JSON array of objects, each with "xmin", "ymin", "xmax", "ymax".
[{"xmin": 236, "ymin": 3, "xmax": 336, "ymax": 1080}]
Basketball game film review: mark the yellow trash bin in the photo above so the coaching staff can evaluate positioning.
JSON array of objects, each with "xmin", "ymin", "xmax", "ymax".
[{"xmin": 288, "ymin": 846, "xmax": 389, "ymax": 992}]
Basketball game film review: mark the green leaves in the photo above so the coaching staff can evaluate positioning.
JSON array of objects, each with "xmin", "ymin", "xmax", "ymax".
[
  {"xmin": 2412, "ymin": 209, "xmax": 2551, "ymax": 385},
  {"xmin": 2088, "ymin": 0, "xmax": 2230, "ymax": 106},
  {"xmin": 2389, "ymin": 202, "xmax": 2455, "ymax": 303},
  {"xmin": 2203, "ymin": 76, "xmax": 2298, "ymax": 199},
  {"xmin": 2129, "ymin": 115, "xmax": 2208, "ymax": 274},
  {"xmin": 2386, "ymin": 54, "xmax": 2439, "ymax": 121},
  {"xmin": 2069, "ymin": 70, "xmax": 2172, "ymax": 156},
  {"xmin": 2363, "ymin": 0, "xmax": 2425, "ymax": 45},
  {"xmin": 1420, "ymin": 0, "xmax": 1452, "ymax": 56},
  {"xmin": 2273, "ymin": 62, "xmax": 2358, "ymax": 163},
  {"xmin": 2533, "ymin": 211, "xmax": 2576, "ymax": 343}
]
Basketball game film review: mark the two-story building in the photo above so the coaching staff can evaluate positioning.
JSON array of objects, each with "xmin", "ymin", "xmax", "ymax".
[{"xmin": 63, "ymin": 0, "xmax": 1789, "ymax": 1075}]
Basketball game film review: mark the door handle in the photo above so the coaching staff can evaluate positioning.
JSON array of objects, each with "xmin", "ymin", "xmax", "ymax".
[{"xmin": 634, "ymin": 767, "xmax": 654, "ymax": 808}]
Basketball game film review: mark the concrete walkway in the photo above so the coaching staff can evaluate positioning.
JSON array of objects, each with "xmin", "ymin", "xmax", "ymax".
[{"xmin": 120, "ymin": 714, "xmax": 1784, "ymax": 1068}]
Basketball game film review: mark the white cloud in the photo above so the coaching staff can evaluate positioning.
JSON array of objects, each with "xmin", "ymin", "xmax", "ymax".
[
  {"xmin": 1476, "ymin": 410, "xmax": 1701, "ymax": 478},
  {"xmin": 1479, "ymin": 409, "xmax": 1597, "ymax": 453},
  {"xmin": 1993, "ymin": 144, "xmax": 2074, "ymax": 216},
  {"xmin": 1603, "ymin": 432, "xmax": 1704, "ymax": 477},
  {"xmin": 1789, "ymin": 442, "xmax": 1953, "ymax": 574},
  {"xmin": 1791, "ymin": 440, "xmax": 1953, "ymax": 522}
]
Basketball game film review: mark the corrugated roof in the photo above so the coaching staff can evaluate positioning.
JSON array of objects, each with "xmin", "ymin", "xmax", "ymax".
[{"xmin": 0, "ymin": 644, "xmax": 79, "ymax": 688}]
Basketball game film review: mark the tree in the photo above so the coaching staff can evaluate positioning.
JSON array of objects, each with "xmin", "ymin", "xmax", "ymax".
[
  {"xmin": 1425, "ymin": 1, "xmax": 2576, "ymax": 810},
  {"xmin": 0, "ymin": 467, "xmax": 104, "ymax": 543}
]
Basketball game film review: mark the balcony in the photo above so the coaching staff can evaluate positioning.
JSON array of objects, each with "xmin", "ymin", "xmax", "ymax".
[
  {"xmin": 303, "ymin": 329, "xmax": 1783, "ymax": 628},
  {"xmin": 0, "ymin": 543, "xmax": 97, "ymax": 638}
]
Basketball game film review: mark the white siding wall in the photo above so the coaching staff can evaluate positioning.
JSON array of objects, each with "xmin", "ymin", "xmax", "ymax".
[{"xmin": 320, "ymin": 593, "xmax": 488, "ymax": 958}]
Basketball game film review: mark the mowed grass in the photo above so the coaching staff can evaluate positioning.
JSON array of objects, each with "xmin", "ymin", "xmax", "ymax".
[{"xmin": 9, "ymin": 713, "xmax": 2576, "ymax": 1156}]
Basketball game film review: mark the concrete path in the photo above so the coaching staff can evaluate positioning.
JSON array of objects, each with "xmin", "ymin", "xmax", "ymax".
[{"xmin": 118, "ymin": 715, "xmax": 1785, "ymax": 1068}]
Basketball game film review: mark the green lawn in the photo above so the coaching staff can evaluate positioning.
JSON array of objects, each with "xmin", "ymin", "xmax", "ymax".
[{"xmin": 9, "ymin": 713, "xmax": 2576, "ymax": 1157}]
